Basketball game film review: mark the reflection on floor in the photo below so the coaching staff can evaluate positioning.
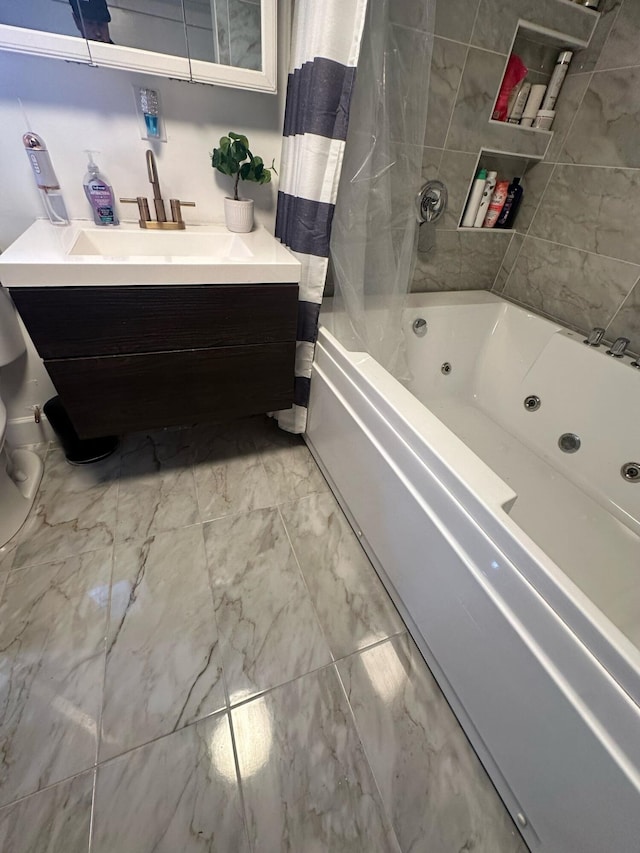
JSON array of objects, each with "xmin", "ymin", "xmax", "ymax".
[{"xmin": 0, "ymin": 416, "xmax": 527, "ymax": 852}]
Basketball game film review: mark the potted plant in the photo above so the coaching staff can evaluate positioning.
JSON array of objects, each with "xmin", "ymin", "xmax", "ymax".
[{"xmin": 211, "ymin": 132, "xmax": 275, "ymax": 233}]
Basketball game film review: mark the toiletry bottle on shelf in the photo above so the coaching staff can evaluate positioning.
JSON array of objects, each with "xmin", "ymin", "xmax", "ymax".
[
  {"xmin": 520, "ymin": 84, "xmax": 547, "ymax": 127},
  {"xmin": 83, "ymin": 151, "xmax": 118, "ymax": 226},
  {"xmin": 461, "ymin": 168, "xmax": 488, "ymax": 228},
  {"xmin": 493, "ymin": 54, "xmax": 527, "ymax": 122},
  {"xmin": 483, "ymin": 180, "xmax": 510, "ymax": 228},
  {"xmin": 507, "ymin": 82, "xmax": 531, "ymax": 124},
  {"xmin": 23, "ymin": 132, "xmax": 69, "ymax": 226},
  {"xmin": 533, "ymin": 110, "xmax": 556, "ymax": 131},
  {"xmin": 496, "ymin": 177, "xmax": 524, "ymax": 229},
  {"xmin": 541, "ymin": 51, "xmax": 573, "ymax": 111},
  {"xmin": 473, "ymin": 170, "xmax": 497, "ymax": 227}
]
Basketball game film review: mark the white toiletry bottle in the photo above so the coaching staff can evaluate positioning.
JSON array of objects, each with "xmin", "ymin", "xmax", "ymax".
[
  {"xmin": 541, "ymin": 51, "xmax": 573, "ymax": 111},
  {"xmin": 507, "ymin": 82, "xmax": 531, "ymax": 124},
  {"xmin": 23, "ymin": 132, "xmax": 70, "ymax": 226},
  {"xmin": 461, "ymin": 168, "xmax": 488, "ymax": 228},
  {"xmin": 520, "ymin": 84, "xmax": 547, "ymax": 127},
  {"xmin": 473, "ymin": 170, "xmax": 498, "ymax": 228},
  {"xmin": 83, "ymin": 151, "xmax": 118, "ymax": 226}
]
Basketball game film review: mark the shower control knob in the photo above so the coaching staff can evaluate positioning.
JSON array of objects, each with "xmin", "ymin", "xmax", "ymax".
[{"xmin": 417, "ymin": 180, "xmax": 448, "ymax": 224}]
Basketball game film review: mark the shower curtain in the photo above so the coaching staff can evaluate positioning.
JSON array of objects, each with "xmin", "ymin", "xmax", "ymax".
[
  {"xmin": 274, "ymin": 0, "xmax": 368, "ymax": 434},
  {"xmin": 275, "ymin": 0, "xmax": 435, "ymax": 432},
  {"xmin": 331, "ymin": 0, "xmax": 435, "ymax": 379}
]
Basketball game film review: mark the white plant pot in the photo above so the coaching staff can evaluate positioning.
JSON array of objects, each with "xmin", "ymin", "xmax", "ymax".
[{"xmin": 224, "ymin": 197, "xmax": 254, "ymax": 233}]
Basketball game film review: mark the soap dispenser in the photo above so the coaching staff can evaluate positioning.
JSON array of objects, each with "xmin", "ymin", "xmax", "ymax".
[{"xmin": 83, "ymin": 151, "xmax": 118, "ymax": 226}]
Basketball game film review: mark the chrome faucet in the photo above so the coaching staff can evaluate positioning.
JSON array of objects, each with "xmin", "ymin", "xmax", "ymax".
[
  {"xmin": 606, "ymin": 337, "xmax": 630, "ymax": 358},
  {"xmin": 583, "ymin": 327, "xmax": 605, "ymax": 347},
  {"xmin": 120, "ymin": 149, "xmax": 195, "ymax": 230}
]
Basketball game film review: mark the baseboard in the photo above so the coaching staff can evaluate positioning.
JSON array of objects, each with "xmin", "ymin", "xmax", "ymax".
[{"xmin": 6, "ymin": 415, "xmax": 56, "ymax": 447}]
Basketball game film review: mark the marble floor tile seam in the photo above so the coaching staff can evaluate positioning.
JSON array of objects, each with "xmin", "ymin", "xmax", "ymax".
[
  {"xmin": 277, "ymin": 489, "xmax": 406, "ymax": 652},
  {"xmin": 2, "ymin": 542, "xmax": 115, "ymax": 577},
  {"xmin": 330, "ymin": 653, "xmax": 405, "ymax": 853},
  {"xmin": 190, "ymin": 425, "xmax": 271, "ymax": 525},
  {"xmin": 194, "ymin": 484, "xmax": 333, "ymax": 528},
  {"xmin": 86, "ymin": 630, "xmax": 410, "ymax": 767},
  {"xmin": 94, "ymin": 547, "xmax": 118, "ymax": 772},
  {"xmin": 274, "ymin": 502, "xmax": 337, "ymax": 656},
  {"xmin": 190, "ymin": 422, "xmax": 268, "ymax": 524},
  {"xmin": 195, "ymin": 494, "xmax": 282, "ymax": 527},
  {"xmin": 225, "ymin": 704, "xmax": 253, "ymax": 853},
  {"xmin": 214, "ymin": 629, "xmax": 411, "ymax": 719},
  {"xmin": 113, "ymin": 517, "xmax": 205, "ymax": 546},
  {"xmin": 277, "ymin": 494, "xmax": 409, "ymax": 669},
  {"xmin": 0, "ymin": 765, "xmax": 98, "ymax": 816},
  {"xmin": 94, "ymin": 706, "xmax": 232, "ymax": 773}
]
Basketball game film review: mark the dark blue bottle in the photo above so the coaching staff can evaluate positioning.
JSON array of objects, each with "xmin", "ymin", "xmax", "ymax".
[{"xmin": 496, "ymin": 178, "xmax": 523, "ymax": 229}]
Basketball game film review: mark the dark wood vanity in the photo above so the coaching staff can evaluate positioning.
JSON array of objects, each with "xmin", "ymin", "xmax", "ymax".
[{"xmin": 11, "ymin": 283, "xmax": 298, "ymax": 438}]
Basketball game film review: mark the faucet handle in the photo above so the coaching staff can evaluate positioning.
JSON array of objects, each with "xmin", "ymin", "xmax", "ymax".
[
  {"xmin": 120, "ymin": 196, "xmax": 151, "ymax": 225},
  {"xmin": 606, "ymin": 336, "xmax": 630, "ymax": 358},
  {"xmin": 583, "ymin": 327, "xmax": 605, "ymax": 347},
  {"xmin": 169, "ymin": 199, "xmax": 196, "ymax": 226}
]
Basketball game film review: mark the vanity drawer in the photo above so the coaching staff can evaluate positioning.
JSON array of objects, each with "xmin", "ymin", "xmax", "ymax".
[
  {"xmin": 45, "ymin": 342, "xmax": 295, "ymax": 438},
  {"xmin": 11, "ymin": 284, "xmax": 298, "ymax": 358}
]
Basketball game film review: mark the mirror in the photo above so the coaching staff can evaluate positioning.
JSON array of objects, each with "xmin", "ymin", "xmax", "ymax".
[{"xmin": 0, "ymin": 0, "xmax": 276, "ymax": 91}]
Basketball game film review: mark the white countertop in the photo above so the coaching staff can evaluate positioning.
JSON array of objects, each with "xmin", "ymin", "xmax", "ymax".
[{"xmin": 0, "ymin": 220, "xmax": 301, "ymax": 287}]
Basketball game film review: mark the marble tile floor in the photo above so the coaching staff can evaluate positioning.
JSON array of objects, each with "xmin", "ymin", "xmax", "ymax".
[{"xmin": 0, "ymin": 416, "xmax": 528, "ymax": 852}]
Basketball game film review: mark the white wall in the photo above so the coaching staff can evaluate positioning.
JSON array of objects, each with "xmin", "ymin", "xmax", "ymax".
[{"xmin": 0, "ymin": 1, "xmax": 289, "ymax": 441}]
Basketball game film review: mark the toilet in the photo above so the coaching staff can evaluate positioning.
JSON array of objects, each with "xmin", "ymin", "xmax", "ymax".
[{"xmin": 0, "ymin": 289, "xmax": 43, "ymax": 548}]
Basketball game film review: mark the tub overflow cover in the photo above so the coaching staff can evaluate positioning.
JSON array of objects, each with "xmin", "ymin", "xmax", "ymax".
[{"xmin": 413, "ymin": 318, "xmax": 427, "ymax": 337}]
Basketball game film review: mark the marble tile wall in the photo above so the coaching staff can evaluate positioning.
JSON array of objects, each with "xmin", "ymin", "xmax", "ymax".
[
  {"xmin": 411, "ymin": 0, "xmax": 639, "ymax": 352},
  {"xmin": 496, "ymin": 0, "xmax": 640, "ymax": 353},
  {"xmin": 411, "ymin": 0, "xmax": 595, "ymax": 294},
  {"xmin": 415, "ymin": 0, "xmax": 640, "ymax": 351}
]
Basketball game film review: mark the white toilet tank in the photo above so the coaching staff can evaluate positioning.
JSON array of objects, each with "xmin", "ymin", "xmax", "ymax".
[{"xmin": 0, "ymin": 287, "xmax": 25, "ymax": 368}]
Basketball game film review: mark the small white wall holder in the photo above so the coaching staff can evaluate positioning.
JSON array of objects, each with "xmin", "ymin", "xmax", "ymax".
[{"xmin": 133, "ymin": 85, "xmax": 166, "ymax": 142}]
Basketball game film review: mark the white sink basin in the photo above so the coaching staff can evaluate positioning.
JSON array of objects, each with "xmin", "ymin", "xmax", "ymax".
[
  {"xmin": 0, "ymin": 221, "xmax": 300, "ymax": 287},
  {"xmin": 69, "ymin": 228, "xmax": 253, "ymax": 259}
]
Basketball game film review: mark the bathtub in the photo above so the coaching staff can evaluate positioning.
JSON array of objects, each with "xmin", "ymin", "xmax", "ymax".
[{"xmin": 306, "ymin": 291, "xmax": 640, "ymax": 853}]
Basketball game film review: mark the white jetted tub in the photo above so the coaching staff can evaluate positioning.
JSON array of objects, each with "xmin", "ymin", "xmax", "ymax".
[{"xmin": 306, "ymin": 291, "xmax": 640, "ymax": 853}]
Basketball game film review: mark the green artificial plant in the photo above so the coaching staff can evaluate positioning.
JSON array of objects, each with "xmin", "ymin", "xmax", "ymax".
[{"xmin": 211, "ymin": 132, "xmax": 275, "ymax": 201}]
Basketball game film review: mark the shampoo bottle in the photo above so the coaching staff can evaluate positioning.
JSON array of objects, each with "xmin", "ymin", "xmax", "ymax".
[
  {"xmin": 496, "ymin": 177, "xmax": 524, "ymax": 229},
  {"xmin": 83, "ymin": 151, "xmax": 118, "ymax": 226},
  {"xmin": 541, "ymin": 51, "xmax": 572, "ymax": 111},
  {"xmin": 483, "ymin": 180, "xmax": 510, "ymax": 228},
  {"xmin": 473, "ymin": 170, "xmax": 498, "ymax": 228},
  {"xmin": 461, "ymin": 168, "xmax": 488, "ymax": 228}
]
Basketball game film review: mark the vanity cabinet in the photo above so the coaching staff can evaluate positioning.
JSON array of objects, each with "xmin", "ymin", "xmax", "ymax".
[{"xmin": 10, "ymin": 283, "xmax": 298, "ymax": 438}]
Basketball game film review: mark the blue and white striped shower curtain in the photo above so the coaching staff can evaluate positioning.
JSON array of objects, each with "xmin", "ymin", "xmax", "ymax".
[{"xmin": 274, "ymin": 0, "xmax": 368, "ymax": 434}]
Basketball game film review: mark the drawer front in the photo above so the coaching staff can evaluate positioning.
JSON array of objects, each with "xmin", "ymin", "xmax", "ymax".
[
  {"xmin": 46, "ymin": 343, "xmax": 295, "ymax": 438},
  {"xmin": 12, "ymin": 284, "xmax": 298, "ymax": 358}
]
